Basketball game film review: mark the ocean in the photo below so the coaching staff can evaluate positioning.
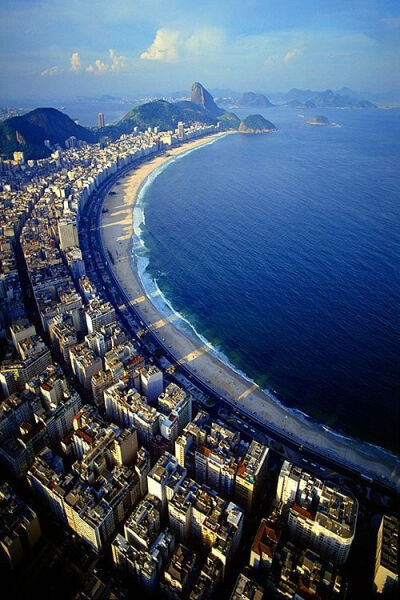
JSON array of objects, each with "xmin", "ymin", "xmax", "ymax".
[{"xmin": 136, "ymin": 106, "xmax": 400, "ymax": 456}]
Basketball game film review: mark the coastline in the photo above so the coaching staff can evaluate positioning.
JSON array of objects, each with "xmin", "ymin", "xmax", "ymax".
[{"xmin": 99, "ymin": 132, "xmax": 400, "ymax": 489}]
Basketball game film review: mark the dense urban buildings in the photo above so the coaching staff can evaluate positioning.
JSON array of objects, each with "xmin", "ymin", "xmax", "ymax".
[{"xmin": 0, "ymin": 116, "xmax": 397, "ymax": 600}]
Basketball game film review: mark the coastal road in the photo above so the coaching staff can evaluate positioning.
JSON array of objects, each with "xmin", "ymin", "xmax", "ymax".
[{"xmin": 81, "ymin": 154, "xmax": 399, "ymax": 497}]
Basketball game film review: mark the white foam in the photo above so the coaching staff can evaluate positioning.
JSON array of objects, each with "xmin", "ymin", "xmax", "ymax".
[{"xmin": 128, "ymin": 136, "xmax": 400, "ymax": 476}]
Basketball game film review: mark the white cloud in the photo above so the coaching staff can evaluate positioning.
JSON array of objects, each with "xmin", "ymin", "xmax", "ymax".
[
  {"xmin": 140, "ymin": 28, "xmax": 180, "ymax": 61},
  {"xmin": 185, "ymin": 28, "xmax": 224, "ymax": 56},
  {"xmin": 140, "ymin": 27, "xmax": 225, "ymax": 62},
  {"xmin": 284, "ymin": 48, "xmax": 301, "ymax": 63},
  {"xmin": 95, "ymin": 59, "xmax": 108, "ymax": 72},
  {"xmin": 86, "ymin": 60, "xmax": 107, "ymax": 73},
  {"xmin": 86, "ymin": 57, "xmax": 116, "ymax": 74},
  {"xmin": 70, "ymin": 52, "xmax": 81, "ymax": 72},
  {"xmin": 40, "ymin": 65, "xmax": 60, "ymax": 76},
  {"xmin": 109, "ymin": 48, "xmax": 126, "ymax": 71}
]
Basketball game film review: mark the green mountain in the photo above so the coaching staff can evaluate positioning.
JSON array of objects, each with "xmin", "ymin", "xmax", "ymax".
[
  {"xmin": 119, "ymin": 99, "xmax": 215, "ymax": 132},
  {"xmin": 0, "ymin": 83, "xmax": 240, "ymax": 160},
  {"xmin": 238, "ymin": 114, "xmax": 276, "ymax": 133},
  {"xmin": 119, "ymin": 83, "xmax": 240, "ymax": 132},
  {"xmin": 0, "ymin": 107, "xmax": 97, "ymax": 159}
]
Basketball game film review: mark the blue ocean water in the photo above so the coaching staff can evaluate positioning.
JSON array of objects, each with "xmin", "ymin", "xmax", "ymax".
[{"xmin": 140, "ymin": 107, "xmax": 400, "ymax": 454}]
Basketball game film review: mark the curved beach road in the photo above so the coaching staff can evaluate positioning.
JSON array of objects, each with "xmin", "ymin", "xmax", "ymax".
[{"xmin": 93, "ymin": 134, "xmax": 399, "ymax": 491}]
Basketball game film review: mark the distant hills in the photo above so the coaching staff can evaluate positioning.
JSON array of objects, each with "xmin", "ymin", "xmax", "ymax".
[
  {"xmin": 282, "ymin": 88, "xmax": 376, "ymax": 109},
  {"xmin": 0, "ymin": 83, "xmax": 241, "ymax": 160},
  {"xmin": 0, "ymin": 107, "xmax": 97, "ymax": 159},
  {"xmin": 119, "ymin": 84, "xmax": 239, "ymax": 134},
  {"xmin": 119, "ymin": 98, "xmax": 214, "ymax": 133},
  {"xmin": 0, "ymin": 82, "xmax": 377, "ymax": 160},
  {"xmin": 235, "ymin": 92, "xmax": 273, "ymax": 108}
]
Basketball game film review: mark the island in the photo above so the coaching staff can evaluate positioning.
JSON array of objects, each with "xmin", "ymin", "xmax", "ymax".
[
  {"xmin": 307, "ymin": 115, "xmax": 330, "ymax": 126},
  {"xmin": 238, "ymin": 113, "xmax": 276, "ymax": 133}
]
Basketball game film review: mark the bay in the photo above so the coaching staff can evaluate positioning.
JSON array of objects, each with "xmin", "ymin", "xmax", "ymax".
[{"xmin": 141, "ymin": 106, "xmax": 400, "ymax": 454}]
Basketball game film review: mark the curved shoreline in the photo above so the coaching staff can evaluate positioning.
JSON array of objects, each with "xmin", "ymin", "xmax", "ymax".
[{"xmin": 99, "ymin": 133, "xmax": 400, "ymax": 489}]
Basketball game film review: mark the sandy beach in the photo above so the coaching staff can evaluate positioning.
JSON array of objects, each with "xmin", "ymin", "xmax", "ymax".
[{"xmin": 99, "ymin": 132, "xmax": 400, "ymax": 488}]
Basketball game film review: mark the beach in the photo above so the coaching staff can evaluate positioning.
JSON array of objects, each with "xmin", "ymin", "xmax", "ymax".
[{"xmin": 99, "ymin": 132, "xmax": 400, "ymax": 488}]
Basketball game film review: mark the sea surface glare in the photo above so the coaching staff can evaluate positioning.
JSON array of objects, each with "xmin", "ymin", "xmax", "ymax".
[{"xmin": 140, "ymin": 107, "xmax": 400, "ymax": 455}]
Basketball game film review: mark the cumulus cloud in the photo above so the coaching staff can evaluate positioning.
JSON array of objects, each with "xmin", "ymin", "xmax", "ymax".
[
  {"xmin": 70, "ymin": 52, "xmax": 81, "ymax": 71},
  {"xmin": 95, "ymin": 59, "xmax": 108, "ymax": 72},
  {"xmin": 109, "ymin": 48, "xmax": 126, "ymax": 71},
  {"xmin": 86, "ymin": 60, "xmax": 107, "ymax": 73},
  {"xmin": 284, "ymin": 49, "xmax": 301, "ymax": 63},
  {"xmin": 41, "ymin": 65, "xmax": 60, "ymax": 76},
  {"xmin": 85, "ymin": 49, "xmax": 126, "ymax": 74},
  {"xmin": 140, "ymin": 28, "xmax": 180, "ymax": 61},
  {"xmin": 140, "ymin": 27, "xmax": 224, "ymax": 62}
]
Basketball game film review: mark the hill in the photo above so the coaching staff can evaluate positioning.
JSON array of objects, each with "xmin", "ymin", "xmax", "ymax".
[
  {"xmin": 119, "ymin": 83, "xmax": 240, "ymax": 132},
  {"xmin": 0, "ymin": 83, "xmax": 241, "ymax": 159},
  {"xmin": 286, "ymin": 99, "xmax": 316, "ymax": 109},
  {"xmin": 118, "ymin": 99, "xmax": 214, "ymax": 132},
  {"xmin": 0, "ymin": 107, "xmax": 97, "ymax": 159},
  {"xmin": 283, "ymin": 88, "xmax": 376, "ymax": 109},
  {"xmin": 238, "ymin": 114, "xmax": 276, "ymax": 133},
  {"xmin": 236, "ymin": 92, "xmax": 273, "ymax": 107}
]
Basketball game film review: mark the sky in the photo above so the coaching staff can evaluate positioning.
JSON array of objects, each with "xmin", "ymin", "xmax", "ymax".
[{"xmin": 0, "ymin": 0, "xmax": 399, "ymax": 101}]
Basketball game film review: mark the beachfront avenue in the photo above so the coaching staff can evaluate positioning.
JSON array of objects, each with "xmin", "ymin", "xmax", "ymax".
[
  {"xmin": 92, "ymin": 137, "xmax": 399, "ymax": 493},
  {"xmin": 0, "ymin": 122, "xmax": 398, "ymax": 599}
]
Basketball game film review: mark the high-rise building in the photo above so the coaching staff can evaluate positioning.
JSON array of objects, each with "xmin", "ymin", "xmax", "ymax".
[
  {"xmin": 140, "ymin": 365, "xmax": 164, "ymax": 402},
  {"xmin": 177, "ymin": 121, "xmax": 185, "ymax": 140},
  {"xmin": 161, "ymin": 543, "xmax": 197, "ymax": 598},
  {"xmin": 0, "ymin": 482, "xmax": 41, "ymax": 569},
  {"xmin": 234, "ymin": 440, "xmax": 269, "ymax": 512},
  {"xmin": 13, "ymin": 151, "xmax": 25, "ymax": 164},
  {"xmin": 168, "ymin": 478, "xmax": 244, "ymax": 567},
  {"xmin": 249, "ymin": 518, "xmax": 280, "ymax": 569},
  {"xmin": 58, "ymin": 217, "xmax": 79, "ymax": 250},
  {"xmin": 85, "ymin": 298, "xmax": 115, "ymax": 333},
  {"xmin": 277, "ymin": 461, "xmax": 358, "ymax": 565},
  {"xmin": 230, "ymin": 571, "xmax": 264, "ymax": 600},
  {"xmin": 374, "ymin": 515, "xmax": 399, "ymax": 595},
  {"xmin": 147, "ymin": 452, "xmax": 187, "ymax": 512},
  {"xmin": 98, "ymin": 113, "xmax": 105, "ymax": 128},
  {"xmin": 194, "ymin": 422, "xmax": 240, "ymax": 498}
]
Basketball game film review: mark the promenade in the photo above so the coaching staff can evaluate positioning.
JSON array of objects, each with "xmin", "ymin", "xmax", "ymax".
[{"xmin": 99, "ymin": 133, "xmax": 400, "ymax": 490}]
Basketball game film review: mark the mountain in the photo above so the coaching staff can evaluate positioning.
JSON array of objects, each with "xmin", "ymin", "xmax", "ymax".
[
  {"xmin": 238, "ymin": 114, "xmax": 276, "ymax": 133},
  {"xmin": 0, "ymin": 107, "xmax": 97, "ymax": 159},
  {"xmin": 0, "ymin": 83, "xmax": 240, "ymax": 160},
  {"xmin": 190, "ymin": 82, "xmax": 225, "ymax": 116},
  {"xmin": 286, "ymin": 88, "xmax": 316, "ymax": 102},
  {"xmin": 236, "ymin": 92, "xmax": 273, "ymax": 107},
  {"xmin": 120, "ymin": 83, "xmax": 240, "ymax": 132},
  {"xmin": 119, "ymin": 99, "xmax": 215, "ymax": 132},
  {"xmin": 285, "ymin": 99, "xmax": 316, "ymax": 109},
  {"xmin": 283, "ymin": 88, "xmax": 376, "ymax": 109}
]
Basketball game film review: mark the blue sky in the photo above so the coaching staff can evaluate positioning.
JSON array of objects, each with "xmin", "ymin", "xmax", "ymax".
[{"xmin": 0, "ymin": 0, "xmax": 399, "ymax": 100}]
